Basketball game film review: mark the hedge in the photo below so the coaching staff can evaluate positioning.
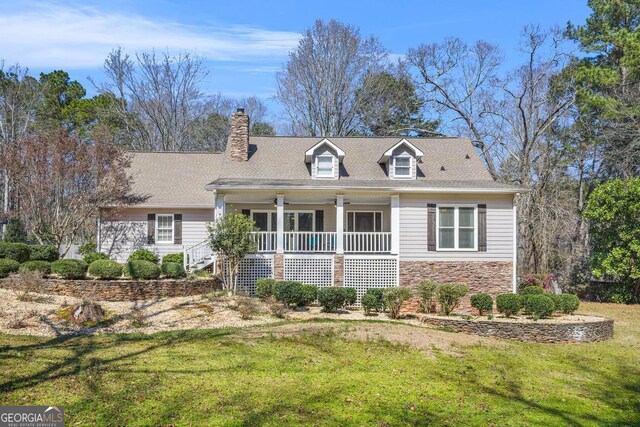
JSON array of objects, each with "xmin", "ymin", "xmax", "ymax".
[
  {"xmin": 0, "ymin": 258, "xmax": 20, "ymax": 278},
  {"xmin": 273, "ymin": 280, "xmax": 304, "ymax": 307},
  {"xmin": 520, "ymin": 285, "xmax": 545, "ymax": 295},
  {"xmin": 88, "ymin": 260, "xmax": 123, "ymax": 280},
  {"xmin": 51, "ymin": 259, "xmax": 88, "ymax": 279},
  {"xmin": 496, "ymin": 294, "xmax": 523, "ymax": 317},
  {"xmin": 361, "ymin": 288, "xmax": 385, "ymax": 314},
  {"xmin": 552, "ymin": 293, "xmax": 580, "ymax": 314},
  {"xmin": 318, "ymin": 287, "xmax": 348, "ymax": 312},
  {"xmin": 163, "ymin": 253, "xmax": 184, "ymax": 264},
  {"xmin": 0, "ymin": 242, "xmax": 30, "ymax": 263},
  {"xmin": 344, "ymin": 287, "xmax": 357, "ymax": 306},
  {"xmin": 524, "ymin": 294, "xmax": 555, "ymax": 320},
  {"xmin": 128, "ymin": 249, "xmax": 159, "ymax": 264},
  {"xmin": 301, "ymin": 284, "xmax": 318, "ymax": 306},
  {"xmin": 28, "ymin": 245, "xmax": 59, "ymax": 262},
  {"xmin": 256, "ymin": 278, "xmax": 277, "ymax": 299},
  {"xmin": 470, "ymin": 293, "xmax": 493, "ymax": 316},
  {"xmin": 161, "ymin": 262, "xmax": 187, "ymax": 279},
  {"xmin": 83, "ymin": 252, "xmax": 110, "ymax": 264},
  {"xmin": 19, "ymin": 260, "xmax": 52, "ymax": 275},
  {"xmin": 124, "ymin": 260, "xmax": 161, "ymax": 280}
]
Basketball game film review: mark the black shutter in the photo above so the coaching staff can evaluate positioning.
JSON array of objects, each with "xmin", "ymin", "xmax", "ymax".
[
  {"xmin": 147, "ymin": 213, "xmax": 156, "ymax": 245},
  {"xmin": 315, "ymin": 210, "xmax": 324, "ymax": 232},
  {"xmin": 427, "ymin": 204, "xmax": 436, "ymax": 251},
  {"xmin": 478, "ymin": 204, "xmax": 487, "ymax": 252},
  {"xmin": 241, "ymin": 209, "xmax": 251, "ymax": 218},
  {"xmin": 174, "ymin": 214, "xmax": 183, "ymax": 245}
]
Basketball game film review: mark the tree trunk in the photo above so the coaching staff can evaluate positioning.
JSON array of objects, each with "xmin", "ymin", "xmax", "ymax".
[{"xmin": 72, "ymin": 303, "xmax": 105, "ymax": 324}]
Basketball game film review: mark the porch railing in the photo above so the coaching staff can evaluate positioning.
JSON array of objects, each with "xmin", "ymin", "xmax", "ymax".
[
  {"xmin": 184, "ymin": 239, "xmax": 213, "ymax": 269},
  {"xmin": 284, "ymin": 231, "xmax": 337, "ymax": 253},
  {"xmin": 344, "ymin": 232, "xmax": 392, "ymax": 253},
  {"xmin": 250, "ymin": 231, "xmax": 277, "ymax": 252}
]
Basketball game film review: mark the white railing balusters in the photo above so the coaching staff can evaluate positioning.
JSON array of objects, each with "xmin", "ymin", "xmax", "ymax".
[
  {"xmin": 184, "ymin": 239, "xmax": 213, "ymax": 269},
  {"xmin": 344, "ymin": 232, "xmax": 392, "ymax": 254}
]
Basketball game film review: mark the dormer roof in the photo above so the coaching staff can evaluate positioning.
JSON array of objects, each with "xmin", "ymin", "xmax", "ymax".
[
  {"xmin": 304, "ymin": 138, "xmax": 345, "ymax": 163},
  {"xmin": 378, "ymin": 139, "xmax": 424, "ymax": 164}
]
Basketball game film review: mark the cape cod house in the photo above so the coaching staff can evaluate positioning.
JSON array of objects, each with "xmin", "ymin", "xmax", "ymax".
[{"xmin": 98, "ymin": 109, "xmax": 523, "ymax": 302}]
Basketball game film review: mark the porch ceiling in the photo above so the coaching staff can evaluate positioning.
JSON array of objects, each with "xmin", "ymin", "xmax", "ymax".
[{"xmin": 223, "ymin": 191, "xmax": 391, "ymax": 205}]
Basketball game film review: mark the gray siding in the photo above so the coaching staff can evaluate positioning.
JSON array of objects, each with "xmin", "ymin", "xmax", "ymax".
[
  {"xmin": 399, "ymin": 193, "xmax": 513, "ymax": 261},
  {"xmin": 100, "ymin": 208, "xmax": 213, "ymax": 262}
]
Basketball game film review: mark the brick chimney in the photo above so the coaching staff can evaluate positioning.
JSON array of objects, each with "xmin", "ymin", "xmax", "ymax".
[{"xmin": 229, "ymin": 108, "xmax": 249, "ymax": 161}]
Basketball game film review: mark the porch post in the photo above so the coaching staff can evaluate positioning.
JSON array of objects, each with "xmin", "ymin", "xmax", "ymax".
[
  {"xmin": 276, "ymin": 193, "xmax": 284, "ymax": 253},
  {"xmin": 336, "ymin": 194, "xmax": 344, "ymax": 254},
  {"xmin": 214, "ymin": 191, "xmax": 225, "ymax": 222},
  {"xmin": 390, "ymin": 194, "xmax": 400, "ymax": 255}
]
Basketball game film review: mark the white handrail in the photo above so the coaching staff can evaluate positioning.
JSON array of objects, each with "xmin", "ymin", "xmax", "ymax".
[
  {"xmin": 283, "ymin": 231, "xmax": 337, "ymax": 253},
  {"xmin": 250, "ymin": 231, "xmax": 277, "ymax": 252},
  {"xmin": 184, "ymin": 239, "xmax": 213, "ymax": 268},
  {"xmin": 344, "ymin": 232, "xmax": 392, "ymax": 253}
]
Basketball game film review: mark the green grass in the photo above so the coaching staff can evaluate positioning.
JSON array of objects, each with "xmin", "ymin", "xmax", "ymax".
[{"xmin": 1, "ymin": 303, "xmax": 639, "ymax": 426}]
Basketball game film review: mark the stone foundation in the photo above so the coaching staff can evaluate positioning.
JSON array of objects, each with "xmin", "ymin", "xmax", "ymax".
[
  {"xmin": 0, "ymin": 277, "xmax": 220, "ymax": 302},
  {"xmin": 399, "ymin": 261, "xmax": 513, "ymax": 313},
  {"xmin": 273, "ymin": 254, "xmax": 284, "ymax": 280},
  {"xmin": 422, "ymin": 316, "xmax": 614, "ymax": 343},
  {"xmin": 334, "ymin": 255, "xmax": 344, "ymax": 286}
]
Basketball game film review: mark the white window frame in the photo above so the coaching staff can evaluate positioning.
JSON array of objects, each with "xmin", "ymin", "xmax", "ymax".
[
  {"xmin": 435, "ymin": 205, "xmax": 478, "ymax": 251},
  {"xmin": 155, "ymin": 214, "xmax": 174, "ymax": 244},
  {"xmin": 251, "ymin": 210, "xmax": 277, "ymax": 231},
  {"xmin": 346, "ymin": 210, "xmax": 384, "ymax": 232},
  {"xmin": 392, "ymin": 155, "xmax": 412, "ymax": 179},
  {"xmin": 284, "ymin": 210, "xmax": 316, "ymax": 232},
  {"xmin": 315, "ymin": 154, "xmax": 335, "ymax": 178}
]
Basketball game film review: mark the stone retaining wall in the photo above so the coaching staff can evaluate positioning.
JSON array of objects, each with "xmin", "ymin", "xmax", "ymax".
[
  {"xmin": 0, "ymin": 277, "xmax": 221, "ymax": 302},
  {"xmin": 422, "ymin": 316, "xmax": 614, "ymax": 343}
]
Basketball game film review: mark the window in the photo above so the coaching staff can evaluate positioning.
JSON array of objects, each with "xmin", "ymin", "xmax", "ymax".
[
  {"xmin": 394, "ymin": 156, "xmax": 411, "ymax": 177},
  {"xmin": 252, "ymin": 211, "xmax": 277, "ymax": 231},
  {"xmin": 316, "ymin": 155, "xmax": 334, "ymax": 178},
  {"xmin": 437, "ymin": 206, "xmax": 476, "ymax": 250},
  {"xmin": 156, "ymin": 214, "xmax": 174, "ymax": 243},
  {"xmin": 347, "ymin": 211, "xmax": 383, "ymax": 232}
]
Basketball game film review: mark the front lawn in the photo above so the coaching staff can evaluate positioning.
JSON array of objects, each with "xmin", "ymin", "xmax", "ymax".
[{"xmin": 0, "ymin": 302, "xmax": 638, "ymax": 426}]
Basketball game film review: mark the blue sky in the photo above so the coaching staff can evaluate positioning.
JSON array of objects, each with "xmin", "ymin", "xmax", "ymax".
[{"xmin": 0, "ymin": 0, "xmax": 592, "ymax": 122}]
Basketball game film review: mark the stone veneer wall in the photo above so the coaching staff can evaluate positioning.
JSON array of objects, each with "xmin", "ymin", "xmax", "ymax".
[
  {"xmin": 273, "ymin": 254, "xmax": 284, "ymax": 280},
  {"xmin": 399, "ymin": 261, "xmax": 513, "ymax": 312},
  {"xmin": 0, "ymin": 278, "xmax": 220, "ymax": 302},
  {"xmin": 333, "ymin": 255, "xmax": 344, "ymax": 286},
  {"xmin": 423, "ymin": 316, "xmax": 614, "ymax": 343},
  {"xmin": 229, "ymin": 110, "xmax": 249, "ymax": 161}
]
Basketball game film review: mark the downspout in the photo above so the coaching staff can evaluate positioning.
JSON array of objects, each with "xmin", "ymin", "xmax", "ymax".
[{"xmin": 512, "ymin": 193, "xmax": 519, "ymax": 293}]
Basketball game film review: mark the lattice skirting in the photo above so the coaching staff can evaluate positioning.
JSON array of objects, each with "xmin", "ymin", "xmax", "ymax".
[
  {"xmin": 343, "ymin": 256, "xmax": 399, "ymax": 304},
  {"xmin": 224, "ymin": 255, "xmax": 274, "ymax": 296},
  {"xmin": 283, "ymin": 255, "xmax": 334, "ymax": 288}
]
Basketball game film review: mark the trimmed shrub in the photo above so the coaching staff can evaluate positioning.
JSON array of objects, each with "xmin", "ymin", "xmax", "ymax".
[
  {"xmin": 0, "ymin": 242, "xmax": 30, "ymax": 263},
  {"xmin": 318, "ymin": 287, "xmax": 348, "ymax": 312},
  {"xmin": 436, "ymin": 283, "xmax": 469, "ymax": 315},
  {"xmin": 128, "ymin": 249, "xmax": 159, "ymax": 264},
  {"xmin": 344, "ymin": 287, "xmax": 357, "ymax": 306},
  {"xmin": 273, "ymin": 281, "xmax": 304, "ymax": 307},
  {"xmin": 301, "ymin": 284, "xmax": 318, "ymax": 306},
  {"xmin": 28, "ymin": 245, "xmax": 59, "ymax": 262},
  {"xmin": 256, "ymin": 278, "xmax": 277, "ymax": 299},
  {"xmin": 124, "ymin": 260, "xmax": 161, "ymax": 280},
  {"xmin": 496, "ymin": 294, "xmax": 523, "ymax": 317},
  {"xmin": 161, "ymin": 262, "xmax": 187, "ymax": 279},
  {"xmin": 51, "ymin": 259, "xmax": 88, "ymax": 279},
  {"xmin": 554, "ymin": 293, "xmax": 580, "ymax": 314},
  {"xmin": 470, "ymin": 293, "xmax": 493, "ymax": 316},
  {"xmin": 78, "ymin": 243, "xmax": 97, "ymax": 256},
  {"xmin": 416, "ymin": 280, "xmax": 438, "ymax": 313},
  {"xmin": 383, "ymin": 287, "xmax": 413, "ymax": 319},
  {"xmin": 19, "ymin": 260, "xmax": 52, "ymax": 275},
  {"xmin": 0, "ymin": 258, "xmax": 20, "ymax": 278},
  {"xmin": 83, "ymin": 252, "xmax": 109, "ymax": 264},
  {"xmin": 524, "ymin": 294, "xmax": 555, "ymax": 320},
  {"xmin": 162, "ymin": 253, "xmax": 184, "ymax": 264},
  {"xmin": 88, "ymin": 260, "xmax": 123, "ymax": 280},
  {"xmin": 362, "ymin": 288, "xmax": 386, "ymax": 314},
  {"xmin": 520, "ymin": 285, "xmax": 545, "ymax": 295}
]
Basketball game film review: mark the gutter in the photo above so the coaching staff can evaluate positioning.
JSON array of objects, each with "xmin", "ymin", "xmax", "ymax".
[{"xmin": 205, "ymin": 184, "xmax": 529, "ymax": 194}]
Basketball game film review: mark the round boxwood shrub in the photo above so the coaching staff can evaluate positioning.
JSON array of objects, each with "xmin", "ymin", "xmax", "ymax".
[
  {"xmin": 19, "ymin": 260, "xmax": 52, "ymax": 275},
  {"xmin": 0, "ymin": 258, "xmax": 20, "ymax": 278},
  {"xmin": 524, "ymin": 294, "xmax": 555, "ymax": 320},
  {"xmin": 496, "ymin": 294, "xmax": 523, "ymax": 317},
  {"xmin": 162, "ymin": 253, "xmax": 184, "ymax": 264},
  {"xmin": 520, "ymin": 285, "xmax": 545, "ymax": 295},
  {"xmin": 128, "ymin": 249, "xmax": 159, "ymax": 264},
  {"xmin": 273, "ymin": 280, "xmax": 304, "ymax": 307},
  {"xmin": 362, "ymin": 288, "xmax": 386, "ymax": 314},
  {"xmin": 161, "ymin": 262, "xmax": 187, "ymax": 279},
  {"xmin": 318, "ymin": 287, "xmax": 348, "ymax": 312},
  {"xmin": 436, "ymin": 283, "xmax": 469, "ymax": 315},
  {"xmin": 470, "ymin": 293, "xmax": 493, "ymax": 316},
  {"xmin": 256, "ymin": 278, "xmax": 277, "ymax": 299},
  {"xmin": 552, "ymin": 293, "xmax": 580, "ymax": 315},
  {"xmin": 28, "ymin": 245, "xmax": 59, "ymax": 262},
  {"xmin": 88, "ymin": 260, "xmax": 123, "ymax": 280},
  {"xmin": 83, "ymin": 252, "xmax": 109, "ymax": 264},
  {"xmin": 301, "ymin": 284, "xmax": 318, "ymax": 306},
  {"xmin": 344, "ymin": 287, "xmax": 357, "ymax": 306},
  {"xmin": 51, "ymin": 259, "xmax": 88, "ymax": 279},
  {"xmin": 0, "ymin": 242, "xmax": 30, "ymax": 263},
  {"xmin": 124, "ymin": 260, "xmax": 161, "ymax": 280}
]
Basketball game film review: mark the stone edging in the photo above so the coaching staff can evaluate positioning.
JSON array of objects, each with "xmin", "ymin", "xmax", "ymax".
[
  {"xmin": 0, "ymin": 277, "xmax": 221, "ymax": 302},
  {"xmin": 422, "ymin": 315, "xmax": 614, "ymax": 343}
]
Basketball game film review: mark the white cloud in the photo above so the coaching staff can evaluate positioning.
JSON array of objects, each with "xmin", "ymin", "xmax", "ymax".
[{"xmin": 0, "ymin": 2, "xmax": 301, "ymax": 69}]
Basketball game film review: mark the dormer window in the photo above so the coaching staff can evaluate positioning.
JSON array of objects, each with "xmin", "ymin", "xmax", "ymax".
[
  {"xmin": 316, "ymin": 155, "xmax": 335, "ymax": 178},
  {"xmin": 394, "ymin": 156, "xmax": 411, "ymax": 177},
  {"xmin": 378, "ymin": 139, "xmax": 424, "ymax": 181}
]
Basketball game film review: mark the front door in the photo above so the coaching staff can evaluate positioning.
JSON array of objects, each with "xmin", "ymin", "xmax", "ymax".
[{"xmin": 347, "ymin": 211, "xmax": 382, "ymax": 232}]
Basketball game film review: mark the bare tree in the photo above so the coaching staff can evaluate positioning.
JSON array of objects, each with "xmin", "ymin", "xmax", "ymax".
[
  {"xmin": 407, "ymin": 38, "xmax": 503, "ymax": 178},
  {"xmin": 276, "ymin": 19, "xmax": 387, "ymax": 136}
]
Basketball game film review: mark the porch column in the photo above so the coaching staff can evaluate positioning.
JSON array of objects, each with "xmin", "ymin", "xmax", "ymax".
[
  {"xmin": 276, "ymin": 193, "xmax": 284, "ymax": 253},
  {"xmin": 391, "ymin": 194, "xmax": 400, "ymax": 255},
  {"xmin": 336, "ymin": 194, "xmax": 344, "ymax": 254},
  {"xmin": 214, "ymin": 191, "xmax": 225, "ymax": 222}
]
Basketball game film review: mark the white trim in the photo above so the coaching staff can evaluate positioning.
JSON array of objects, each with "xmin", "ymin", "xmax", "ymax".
[
  {"xmin": 276, "ymin": 194, "xmax": 284, "ymax": 253},
  {"xmin": 206, "ymin": 184, "xmax": 526, "ymax": 194},
  {"xmin": 304, "ymin": 138, "xmax": 345, "ymax": 162},
  {"xmin": 392, "ymin": 155, "xmax": 413, "ymax": 180},
  {"xmin": 512, "ymin": 196, "xmax": 518, "ymax": 293},
  {"xmin": 378, "ymin": 138, "xmax": 424, "ymax": 163},
  {"xmin": 214, "ymin": 191, "xmax": 225, "ymax": 223},
  {"xmin": 346, "ymin": 210, "xmax": 384, "ymax": 232},
  {"xmin": 391, "ymin": 194, "xmax": 400, "ymax": 255},
  {"xmin": 155, "ymin": 214, "xmax": 175, "ymax": 244},
  {"xmin": 435, "ymin": 204, "xmax": 478, "ymax": 251},
  {"xmin": 336, "ymin": 195, "xmax": 344, "ymax": 254},
  {"xmin": 315, "ymin": 154, "xmax": 335, "ymax": 179},
  {"xmin": 250, "ymin": 209, "xmax": 277, "ymax": 231}
]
